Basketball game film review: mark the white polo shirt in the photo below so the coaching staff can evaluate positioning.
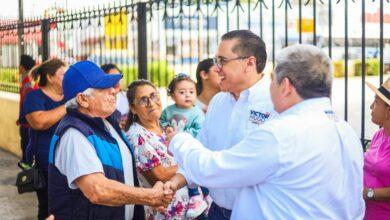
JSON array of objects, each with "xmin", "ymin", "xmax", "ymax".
[
  {"xmin": 195, "ymin": 78, "xmax": 276, "ymax": 209},
  {"xmin": 170, "ymin": 98, "xmax": 365, "ymax": 219}
]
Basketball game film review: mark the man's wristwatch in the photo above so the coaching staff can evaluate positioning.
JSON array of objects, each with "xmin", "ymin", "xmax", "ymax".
[{"xmin": 367, "ymin": 188, "xmax": 375, "ymax": 199}]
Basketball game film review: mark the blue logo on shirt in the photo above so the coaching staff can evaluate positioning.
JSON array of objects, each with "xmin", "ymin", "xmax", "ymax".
[
  {"xmin": 249, "ymin": 110, "xmax": 270, "ymax": 125},
  {"xmin": 325, "ymin": 110, "xmax": 339, "ymax": 122}
]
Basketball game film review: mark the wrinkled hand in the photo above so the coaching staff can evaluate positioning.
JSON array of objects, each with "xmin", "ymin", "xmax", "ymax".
[
  {"xmin": 163, "ymin": 180, "xmax": 178, "ymax": 196},
  {"xmin": 149, "ymin": 181, "xmax": 174, "ymax": 212}
]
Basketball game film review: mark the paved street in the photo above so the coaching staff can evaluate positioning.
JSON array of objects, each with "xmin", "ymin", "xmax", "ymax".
[{"xmin": 0, "ymin": 148, "xmax": 37, "ymax": 220}]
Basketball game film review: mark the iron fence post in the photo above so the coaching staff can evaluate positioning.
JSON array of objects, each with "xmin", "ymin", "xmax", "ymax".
[
  {"xmin": 18, "ymin": 0, "xmax": 24, "ymax": 56},
  {"xmin": 137, "ymin": 2, "xmax": 147, "ymax": 80},
  {"xmin": 41, "ymin": 19, "xmax": 50, "ymax": 61}
]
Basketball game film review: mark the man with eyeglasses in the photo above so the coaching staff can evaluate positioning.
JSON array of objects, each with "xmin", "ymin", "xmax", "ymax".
[
  {"xmin": 166, "ymin": 44, "xmax": 364, "ymax": 219},
  {"xmin": 47, "ymin": 61, "xmax": 172, "ymax": 219},
  {"xmin": 168, "ymin": 30, "xmax": 275, "ymax": 220}
]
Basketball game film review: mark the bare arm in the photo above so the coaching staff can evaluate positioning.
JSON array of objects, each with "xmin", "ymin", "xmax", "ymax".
[
  {"xmin": 25, "ymin": 104, "xmax": 66, "ymax": 130},
  {"xmin": 141, "ymin": 164, "xmax": 178, "ymax": 186},
  {"xmin": 163, "ymin": 173, "xmax": 188, "ymax": 195},
  {"xmin": 363, "ymin": 187, "xmax": 390, "ymax": 202},
  {"xmin": 75, "ymin": 172, "xmax": 172, "ymax": 207}
]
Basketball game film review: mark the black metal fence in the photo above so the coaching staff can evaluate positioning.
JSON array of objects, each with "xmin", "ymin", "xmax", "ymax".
[{"xmin": 0, "ymin": 0, "xmax": 389, "ymax": 145}]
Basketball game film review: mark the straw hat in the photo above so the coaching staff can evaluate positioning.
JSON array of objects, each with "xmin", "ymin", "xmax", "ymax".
[{"xmin": 366, "ymin": 77, "xmax": 390, "ymax": 106}]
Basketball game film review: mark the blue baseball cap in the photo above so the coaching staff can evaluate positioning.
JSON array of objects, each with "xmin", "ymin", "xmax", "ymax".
[{"xmin": 63, "ymin": 60, "xmax": 122, "ymax": 101}]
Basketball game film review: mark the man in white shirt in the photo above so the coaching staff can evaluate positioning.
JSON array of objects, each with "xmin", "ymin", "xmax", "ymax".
[
  {"xmin": 190, "ymin": 30, "xmax": 274, "ymax": 219},
  {"xmin": 166, "ymin": 44, "xmax": 365, "ymax": 219}
]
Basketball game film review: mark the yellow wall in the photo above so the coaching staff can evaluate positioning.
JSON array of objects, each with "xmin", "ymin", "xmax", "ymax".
[{"xmin": 0, "ymin": 91, "xmax": 21, "ymax": 157}]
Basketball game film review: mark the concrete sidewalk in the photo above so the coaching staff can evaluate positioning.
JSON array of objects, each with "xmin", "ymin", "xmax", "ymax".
[{"xmin": 0, "ymin": 148, "xmax": 37, "ymax": 220}]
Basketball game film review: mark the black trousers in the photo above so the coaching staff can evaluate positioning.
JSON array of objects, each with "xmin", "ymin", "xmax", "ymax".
[
  {"xmin": 19, "ymin": 126, "xmax": 29, "ymax": 163},
  {"xmin": 208, "ymin": 202, "xmax": 232, "ymax": 220},
  {"xmin": 36, "ymin": 170, "xmax": 48, "ymax": 220}
]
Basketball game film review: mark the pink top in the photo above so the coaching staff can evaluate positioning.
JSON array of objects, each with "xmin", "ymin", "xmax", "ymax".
[{"xmin": 364, "ymin": 128, "xmax": 390, "ymax": 220}]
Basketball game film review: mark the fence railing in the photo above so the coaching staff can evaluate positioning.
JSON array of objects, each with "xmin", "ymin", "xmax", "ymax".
[{"xmin": 0, "ymin": 0, "xmax": 389, "ymax": 146}]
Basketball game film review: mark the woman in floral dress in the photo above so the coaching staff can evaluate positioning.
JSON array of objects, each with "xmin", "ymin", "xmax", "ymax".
[{"xmin": 125, "ymin": 79, "xmax": 189, "ymax": 219}]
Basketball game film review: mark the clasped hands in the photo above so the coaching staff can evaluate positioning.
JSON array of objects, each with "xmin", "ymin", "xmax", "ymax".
[{"xmin": 150, "ymin": 180, "xmax": 179, "ymax": 213}]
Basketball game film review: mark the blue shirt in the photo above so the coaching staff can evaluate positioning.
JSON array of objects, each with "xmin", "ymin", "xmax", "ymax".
[
  {"xmin": 23, "ymin": 89, "xmax": 66, "ymax": 171},
  {"xmin": 160, "ymin": 104, "xmax": 205, "ymax": 138}
]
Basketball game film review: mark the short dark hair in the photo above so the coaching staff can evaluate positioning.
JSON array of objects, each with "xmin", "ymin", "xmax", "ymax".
[
  {"xmin": 221, "ymin": 30, "xmax": 267, "ymax": 73},
  {"xmin": 30, "ymin": 58, "xmax": 66, "ymax": 87},
  {"xmin": 101, "ymin": 63, "xmax": 121, "ymax": 74},
  {"xmin": 20, "ymin": 55, "xmax": 36, "ymax": 71},
  {"xmin": 125, "ymin": 79, "xmax": 156, "ymax": 130},
  {"xmin": 196, "ymin": 58, "xmax": 214, "ymax": 95},
  {"xmin": 167, "ymin": 74, "xmax": 196, "ymax": 96}
]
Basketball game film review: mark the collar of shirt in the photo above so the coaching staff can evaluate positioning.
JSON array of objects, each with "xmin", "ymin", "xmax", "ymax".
[
  {"xmin": 228, "ymin": 77, "xmax": 269, "ymax": 104},
  {"xmin": 281, "ymin": 97, "xmax": 332, "ymax": 116},
  {"xmin": 248, "ymin": 77, "xmax": 270, "ymax": 103}
]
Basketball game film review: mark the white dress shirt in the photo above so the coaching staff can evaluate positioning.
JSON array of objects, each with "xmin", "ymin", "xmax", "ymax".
[
  {"xmin": 194, "ymin": 78, "xmax": 275, "ymax": 209},
  {"xmin": 170, "ymin": 98, "xmax": 365, "ymax": 220}
]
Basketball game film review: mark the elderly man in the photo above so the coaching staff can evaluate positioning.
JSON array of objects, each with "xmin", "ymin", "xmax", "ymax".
[
  {"xmin": 166, "ymin": 44, "xmax": 365, "ymax": 219},
  {"xmin": 187, "ymin": 30, "xmax": 275, "ymax": 219},
  {"xmin": 48, "ymin": 61, "xmax": 171, "ymax": 220}
]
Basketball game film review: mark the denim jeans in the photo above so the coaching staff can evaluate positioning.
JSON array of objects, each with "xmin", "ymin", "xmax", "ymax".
[
  {"xmin": 208, "ymin": 202, "xmax": 231, "ymax": 220},
  {"xmin": 36, "ymin": 170, "xmax": 48, "ymax": 220}
]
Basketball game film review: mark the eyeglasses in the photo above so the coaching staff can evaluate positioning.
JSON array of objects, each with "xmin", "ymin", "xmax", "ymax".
[
  {"xmin": 212, "ymin": 56, "xmax": 249, "ymax": 69},
  {"xmin": 134, "ymin": 92, "xmax": 160, "ymax": 107}
]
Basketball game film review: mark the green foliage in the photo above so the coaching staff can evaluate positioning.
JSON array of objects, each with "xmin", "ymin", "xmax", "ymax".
[
  {"xmin": 0, "ymin": 68, "xmax": 19, "ymax": 93},
  {"xmin": 148, "ymin": 61, "xmax": 175, "ymax": 87},
  {"xmin": 120, "ymin": 65, "xmax": 138, "ymax": 89},
  {"xmin": 332, "ymin": 60, "xmax": 344, "ymax": 78},
  {"xmin": 354, "ymin": 59, "xmax": 379, "ymax": 76},
  {"xmin": 0, "ymin": 68, "xmax": 19, "ymax": 83},
  {"xmin": 120, "ymin": 61, "xmax": 175, "ymax": 88}
]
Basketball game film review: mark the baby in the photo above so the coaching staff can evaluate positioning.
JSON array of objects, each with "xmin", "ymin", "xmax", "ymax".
[{"xmin": 160, "ymin": 73, "xmax": 211, "ymax": 218}]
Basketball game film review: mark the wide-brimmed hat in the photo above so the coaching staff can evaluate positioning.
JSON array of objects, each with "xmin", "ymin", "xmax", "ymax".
[{"xmin": 366, "ymin": 77, "xmax": 390, "ymax": 106}]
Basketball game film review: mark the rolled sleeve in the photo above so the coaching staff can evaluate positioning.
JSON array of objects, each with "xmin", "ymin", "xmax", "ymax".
[
  {"xmin": 55, "ymin": 128, "xmax": 104, "ymax": 189},
  {"xmin": 169, "ymin": 129, "xmax": 280, "ymax": 188}
]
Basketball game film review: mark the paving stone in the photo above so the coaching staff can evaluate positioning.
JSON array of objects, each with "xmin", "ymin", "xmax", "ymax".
[{"xmin": 0, "ymin": 148, "xmax": 37, "ymax": 220}]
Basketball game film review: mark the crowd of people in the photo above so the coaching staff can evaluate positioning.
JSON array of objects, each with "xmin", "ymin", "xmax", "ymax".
[{"xmin": 16, "ymin": 29, "xmax": 390, "ymax": 220}]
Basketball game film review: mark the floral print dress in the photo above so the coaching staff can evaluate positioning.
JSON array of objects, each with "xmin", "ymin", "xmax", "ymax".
[{"xmin": 126, "ymin": 122, "xmax": 189, "ymax": 220}]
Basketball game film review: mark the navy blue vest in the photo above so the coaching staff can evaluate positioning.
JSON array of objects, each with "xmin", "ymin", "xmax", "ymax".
[{"xmin": 48, "ymin": 109, "xmax": 144, "ymax": 220}]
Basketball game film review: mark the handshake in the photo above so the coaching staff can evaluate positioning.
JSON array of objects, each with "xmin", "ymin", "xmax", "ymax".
[{"xmin": 148, "ymin": 180, "xmax": 180, "ymax": 212}]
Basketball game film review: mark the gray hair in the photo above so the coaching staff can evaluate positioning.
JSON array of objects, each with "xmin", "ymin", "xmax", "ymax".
[
  {"xmin": 65, "ymin": 88, "xmax": 95, "ymax": 109},
  {"xmin": 274, "ymin": 44, "xmax": 333, "ymax": 99}
]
